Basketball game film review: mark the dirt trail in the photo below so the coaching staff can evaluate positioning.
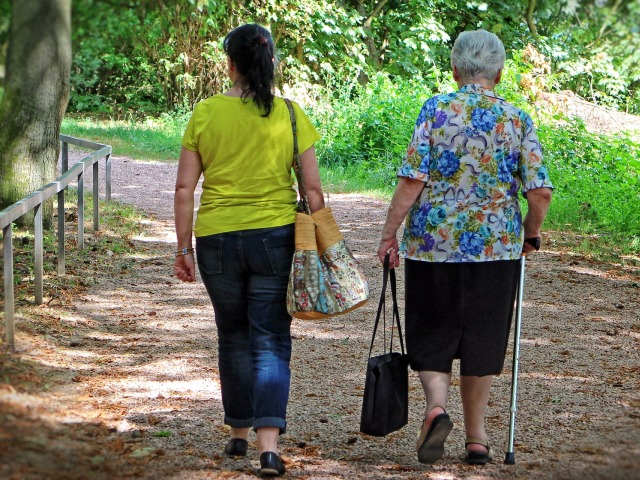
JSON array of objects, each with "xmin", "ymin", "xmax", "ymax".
[{"xmin": 1, "ymin": 151, "xmax": 639, "ymax": 479}]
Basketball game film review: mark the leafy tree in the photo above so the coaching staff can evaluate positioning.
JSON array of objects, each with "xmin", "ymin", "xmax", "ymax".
[
  {"xmin": 545, "ymin": 0, "xmax": 640, "ymax": 112},
  {"xmin": 0, "ymin": 0, "xmax": 72, "ymax": 225},
  {"xmin": 63, "ymin": 0, "xmax": 640, "ymax": 115}
]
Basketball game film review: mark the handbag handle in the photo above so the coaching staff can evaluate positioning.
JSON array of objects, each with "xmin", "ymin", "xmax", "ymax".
[
  {"xmin": 367, "ymin": 254, "xmax": 406, "ymax": 358},
  {"xmin": 284, "ymin": 98, "xmax": 310, "ymax": 215}
]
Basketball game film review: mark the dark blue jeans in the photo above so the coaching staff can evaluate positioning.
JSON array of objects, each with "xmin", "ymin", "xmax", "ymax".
[{"xmin": 195, "ymin": 224, "xmax": 295, "ymax": 433}]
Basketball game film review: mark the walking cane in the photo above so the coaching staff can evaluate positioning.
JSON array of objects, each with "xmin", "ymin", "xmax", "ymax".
[{"xmin": 504, "ymin": 255, "xmax": 526, "ymax": 465}]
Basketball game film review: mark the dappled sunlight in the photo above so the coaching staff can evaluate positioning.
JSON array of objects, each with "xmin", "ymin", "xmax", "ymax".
[
  {"xmin": 84, "ymin": 331, "xmax": 125, "ymax": 342},
  {"xmin": 291, "ymin": 322, "xmax": 367, "ymax": 341},
  {"xmin": 566, "ymin": 265, "xmax": 609, "ymax": 277},
  {"xmin": 111, "ymin": 377, "xmax": 221, "ymax": 401},
  {"xmin": 520, "ymin": 337, "xmax": 558, "ymax": 347},
  {"xmin": 132, "ymin": 233, "xmax": 174, "ymax": 242},
  {"xmin": 138, "ymin": 318, "xmax": 214, "ymax": 332},
  {"xmin": 54, "ymin": 348, "xmax": 102, "ymax": 361},
  {"xmin": 5, "ymin": 145, "xmax": 638, "ymax": 478},
  {"xmin": 524, "ymin": 301, "xmax": 562, "ymax": 313},
  {"xmin": 521, "ymin": 371, "xmax": 593, "ymax": 383}
]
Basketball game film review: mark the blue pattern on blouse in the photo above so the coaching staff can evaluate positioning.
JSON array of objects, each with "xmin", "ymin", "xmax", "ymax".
[{"xmin": 398, "ymin": 84, "xmax": 553, "ymax": 262}]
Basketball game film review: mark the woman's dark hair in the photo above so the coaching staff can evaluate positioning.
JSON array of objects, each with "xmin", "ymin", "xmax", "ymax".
[{"xmin": 223, "ymin": 24, "xmax": 275, "ymax": 117}]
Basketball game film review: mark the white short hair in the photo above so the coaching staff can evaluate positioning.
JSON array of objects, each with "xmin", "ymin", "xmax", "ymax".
[{"xmin": 451, "ymin": 29, "xmax": 506, "ymax": 81}]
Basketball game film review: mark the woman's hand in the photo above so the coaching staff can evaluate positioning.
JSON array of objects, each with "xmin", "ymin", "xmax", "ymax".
[
  {"xmin": 174, "ymin": 253, "xmax": 196, "ymax": 282},
  {"xmin": 378, "ymin": 237, "xmax": 400, "ymax": 268}
]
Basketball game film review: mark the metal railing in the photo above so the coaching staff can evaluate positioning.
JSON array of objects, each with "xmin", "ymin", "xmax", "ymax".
[{"xmin": 1, "ymin": 135, "xmax": 112, "ymax": 351}]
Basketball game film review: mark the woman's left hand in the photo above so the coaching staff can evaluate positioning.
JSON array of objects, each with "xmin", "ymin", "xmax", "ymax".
[{"xmin": 174, "ymin": 254, "xmax": 196, "ymax": 282}]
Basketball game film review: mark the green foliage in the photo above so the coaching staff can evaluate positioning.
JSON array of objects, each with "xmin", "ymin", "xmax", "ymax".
[
  {"xmin": 539, "ymin": 119, "xmax": 640, "ymax": 238},
  {"xmin": 69, "ymin": 0, "xmax": 231, "ymax": 115},
  {"xmin": 0, "ymin": 0, "xmax": 9, "ymax": 64},
  {"xmin": 70, "ymin": 5, "xmax": 165, "ymax": 115},
  {"xmin": 539, "ymin": 0, "xmax": 640, "ymax": 113},
  {"xmin": 312, "ymin": 73, "xmax": 437, "ymax": 191},
  {"xmin": 1, "ymin": 0, "xmax": 638, "ymax": 116}
]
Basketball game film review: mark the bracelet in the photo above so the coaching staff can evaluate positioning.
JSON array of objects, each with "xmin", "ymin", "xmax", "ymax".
[{"xmin": 175, "ymin": 247, "xmax": 194, "ymax": 257}]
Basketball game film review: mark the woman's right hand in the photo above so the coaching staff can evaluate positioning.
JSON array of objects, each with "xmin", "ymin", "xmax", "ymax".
[
  {"xmin": 174, "ymin": 254, "xmax": 196, "ymax": 282},
  {"xmin": 377, "ymin": 237, "xmax": 400, "ymax": 268}
]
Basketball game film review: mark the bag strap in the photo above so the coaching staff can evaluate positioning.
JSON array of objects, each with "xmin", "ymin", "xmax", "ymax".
[
  {"xmin": 367, "ymin": 254, "xmax": 406, "ymax": 358},
  {"xmin": 284, "ymin": 98, "xmax": 310, "ymax": 214}
]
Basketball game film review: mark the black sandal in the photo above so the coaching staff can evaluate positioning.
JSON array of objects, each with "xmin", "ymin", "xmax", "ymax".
[
  {"xmin": 464, "ymin": 437, "xmax": 493, "ymax": 465},
  {"xmin": 416, "ymin": 409, "xmax": 454, "ymax": 464}
]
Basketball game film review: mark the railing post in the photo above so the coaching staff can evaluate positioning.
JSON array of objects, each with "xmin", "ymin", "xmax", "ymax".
[
  {"xmin": 34, "ymin": 203, "xmax": 43, "ymax": 305},
  {"xmin": 3, "ymin": 223, "xmax": 15, "ymax": 352},
  {"xmin": 78, "ymin": 166, "xmax": 84, "ymax": 249},
  {"xmin": 57, "ymin": 189, "xmax": 65, "ymax": 275},
  {"xmin": 93, "ymin": 161, "xmax": 99, "ymax": 231},
  {"xmin": 105, "ymin": 153, "xmax": 112, "ymax": 201},
  {"xmin": 2, "ymin": 136, "xmax": 112, "ymax": 352},
  {"xmin": 61, "ymin": 140, "xmax": 69, "ymax": 173}
]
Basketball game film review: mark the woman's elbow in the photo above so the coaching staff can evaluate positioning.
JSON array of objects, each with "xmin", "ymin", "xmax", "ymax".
[{"xmin": 527, "ymin": 187, "xmax": 553, "ymax": 203}]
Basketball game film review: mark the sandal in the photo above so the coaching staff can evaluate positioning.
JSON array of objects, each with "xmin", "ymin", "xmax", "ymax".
[
  {"xmin": 416, "ymin": 408, "xmax": 454, "ymax": 464},
  {"xmin": 463, "ymin": 437, "xmax": 493, "ymax": 465}
]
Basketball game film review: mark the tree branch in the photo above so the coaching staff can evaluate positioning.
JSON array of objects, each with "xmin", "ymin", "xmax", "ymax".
[
  {"xmin": 526, "ymin": 0, "xmax": 539, "ymax": 41},
  {"xmin": 596, "ymin": 0, "xmax": 623, "ymax": 44},
  {"xmin": 356, "ymin": 0, "xmax": 390, "ymax": 68},
  {"xmin": 363, "ymin": 0, "xmax": 389, "ymax": 29}
]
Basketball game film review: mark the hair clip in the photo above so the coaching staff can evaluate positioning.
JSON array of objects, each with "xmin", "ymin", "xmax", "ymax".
[{"xmin": 253, "ymin": 35, "xmax": 268, "ymax": 46}]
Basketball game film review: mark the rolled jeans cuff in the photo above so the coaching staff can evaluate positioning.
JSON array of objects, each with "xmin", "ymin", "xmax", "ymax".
[
  {"xmin": 224, "ymin": 415, "xmax": 254, "ymax": 429},
  {"xmin": 253, "ymin": 416, "xmax": 287, "ymax": 434}
]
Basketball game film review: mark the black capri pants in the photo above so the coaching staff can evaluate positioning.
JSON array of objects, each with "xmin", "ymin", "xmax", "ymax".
[{"xmin": 404, "ymin": 258, "xmax": 521, "ymax": 377}]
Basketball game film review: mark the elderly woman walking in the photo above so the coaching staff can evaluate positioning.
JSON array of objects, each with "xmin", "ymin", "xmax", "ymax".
[{"xmin": 377, "ymin": 29, "xmax": 553, "ymax": 465}]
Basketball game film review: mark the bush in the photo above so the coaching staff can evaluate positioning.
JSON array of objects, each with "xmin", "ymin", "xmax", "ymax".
[
  {"xmin": 310, "ymin": 73, "xmax": 439, "ymax": 190},
  {"xmin": 539, "ymin": 119, "xmax": 640, "ymax": 237}
]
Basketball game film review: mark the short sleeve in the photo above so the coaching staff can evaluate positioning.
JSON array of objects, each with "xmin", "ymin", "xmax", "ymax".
[
  {"xmin": 519, "ymin": 113, "xmax": 553, "ymax": 193},
  {"xmin": 181, "ymin": 105, "xmax": 199, "ymax": 152},
  {"xmin": 397, "ymin": 99, "xmax": 435, "ymax": 181}
]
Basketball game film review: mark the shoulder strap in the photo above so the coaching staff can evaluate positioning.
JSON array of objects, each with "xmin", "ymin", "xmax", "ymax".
[{"xmin": 284, "ymin": 98, "xmax": 309, "ymax": 214}]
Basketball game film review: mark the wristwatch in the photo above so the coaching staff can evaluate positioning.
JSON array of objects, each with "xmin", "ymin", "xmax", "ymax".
[
  {"xmin": 524, "ymin": 237, "xmax": 541, "ymax": 251},
  {"xmin": 175, "ymin": 247, "xmax": 194, "ymax": 257}
]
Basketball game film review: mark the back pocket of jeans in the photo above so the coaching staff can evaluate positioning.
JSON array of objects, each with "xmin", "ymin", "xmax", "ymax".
[
  {"xmin": 196, "ymin": 235, "xmax": 223, "ymax": 275},
  {"xmin": 263, "ymin": 233, "xmax": 295, "ymax": 276}
]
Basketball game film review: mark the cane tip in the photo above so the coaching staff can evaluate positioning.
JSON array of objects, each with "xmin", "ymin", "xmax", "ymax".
[{"xmin": 504, "ymin": 452, "xmax": 515, "ymax": 465}]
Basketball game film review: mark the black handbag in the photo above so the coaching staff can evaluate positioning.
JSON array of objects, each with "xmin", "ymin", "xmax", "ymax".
[{"xmin": 359, "ymin": 254, "xmax": 409, "ymax": 437}]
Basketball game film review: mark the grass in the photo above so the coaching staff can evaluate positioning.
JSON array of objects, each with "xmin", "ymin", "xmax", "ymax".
[{"xmin": 61, "ymin": 114, "xmax": 186, "ymax": 161}]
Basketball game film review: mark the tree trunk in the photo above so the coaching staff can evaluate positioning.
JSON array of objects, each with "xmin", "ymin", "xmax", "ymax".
[
  {"xmin": 0, "ymin": 0, "xmax": 71, "ymax": 226},
  {"xmin": 356, "ymin": 0, "xmax": 389, "ymax": 69},
  {"xmin": 526, "ymin": 0, "xmax": 539, "ymax": 41}
]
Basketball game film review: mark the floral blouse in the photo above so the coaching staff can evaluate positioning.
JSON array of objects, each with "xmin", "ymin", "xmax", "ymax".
[{"xmin": 398, "ymin": 84, "xmax": 553, "ymax": 263}]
